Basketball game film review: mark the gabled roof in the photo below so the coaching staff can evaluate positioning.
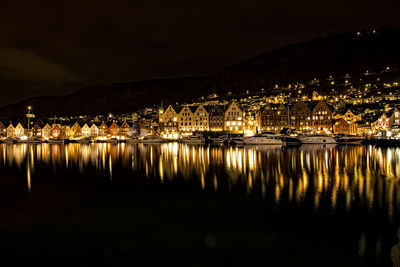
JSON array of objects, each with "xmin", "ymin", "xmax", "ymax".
[
  {"xmin": 120, "ymin": 121, "xmax": 130, "ymax": 128},
  {"xmin": 290, "ymin": 100, "xmax": 311, "ymax": 114},
  {"xmin": 206, "ymin": 104, "xmax": 224, "ymax": 114},
  {"xmin": 99, "ymin": 122, "xmax": 109, "ymax": 128},
  {"xmin": 109, "ymin": 121, "xmax": 120, "ymax": 129}
]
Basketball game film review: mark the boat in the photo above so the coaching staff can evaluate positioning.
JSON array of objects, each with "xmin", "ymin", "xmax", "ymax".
[
  {"xmin": 3, "ymin": 137, "xmax": 17, "ymax": 144},
  {"xmin": 140, "ymin": 135, "xmax": 166, "ymax": 144},
  {"xmin": 282, "ymin": 136, "xmax": 302, "ymax": 146},
  {"xmin": 126, "ymin": 137, "xmax": 140, "ymax": 143},
  {"xmin": 181, "ymin": 135, "xmax": 205, "ymax": 144},
  {"xmin": 229, "ymin": 137, "xmax": 244, "ymax": 145},
  {"xmin": 17, "ymin": 137, "xmax": 42, "ymax": 144},
  {"xmin": 336, "ymin": 135, "xmax": 365, "ymax": 145},
  {"xmin": 210, "ymin": 135, "xmax": 229, "ymax": 144},
  {"xmin": 106, "ymin": 137, "xmax": 119, "ymax": 144},
  {"xmin": 298, "ymin": 135, "xmax": 337, "ymax": 144},
  {"xmin": 243, "ymin": 133, "xmax": 282, "ymax": 145},
  {"xmin": 76, "ymin": 137, "xmax": 91, "ymax": 144},
  {"xmin": 47, "ymin": 139, "xmax": 64, "ymax": 144}
]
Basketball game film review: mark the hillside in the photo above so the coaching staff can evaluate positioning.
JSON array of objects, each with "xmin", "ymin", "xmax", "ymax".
[
  {"xmin": 2, "ymin": 28, "xmax": 400, "ymax": 117},
  {"xmin": 0, "ymin": 77, "xmax": 204, "ymax": 117},
  {"xmin": 193, "ymin": 28, "xmax": 400, "ymax": 95}
]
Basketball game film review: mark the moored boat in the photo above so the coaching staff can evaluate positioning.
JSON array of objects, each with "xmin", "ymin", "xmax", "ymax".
[
  {"xmin": 106, "ymin": 137, "xmax": 119, "ymax": 144},
  {"xmin": 3, "ymin": 137, "xmax": 17, "ymax": 144},
  {"xmin": 17, "ymin": 137, "xmax": 42, "ymax": 144},
  {"xmin": 230, "ymin": 137, "xmax": 244, "ymax": 145},
  {"xmin": 336, "ymin": 135, "xmax": 365, "ymax": 145},
  {"xmin": 140, "ymin": 135, "xmax": 166, "ymax": 144},
  {"xmin": 243, "ymin": 133, "xmax": 282, "ymax": 145},
  {"xmin": 47, "ymin": 139, "xmax": 64, "ymax": 144},
  {"xmin": 210, "ymin": 135, "xmax": 229, "ymax": 144},
  {"xmin": 298, "ymin": 135, "xmax": 337, "ymax": 144},
  {"xmin": 181, "ymin": 135, "xmax": 205, "ymax": 144},
  {"xmin": 282, "ymin": 136, "xmax": 302, "ymax": 146},
  {"xmin": 76, "ymin": 137, "xmax": 91, "ymax": 144},
  {"xmin": 126, "ymin": 137, "xmax": 140, "ymax": 143}
]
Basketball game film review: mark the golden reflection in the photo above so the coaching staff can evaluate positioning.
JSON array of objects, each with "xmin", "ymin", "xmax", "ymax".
[{"xmin": 0, "ymin": 144, "xmax": 399, "ymax": 221}]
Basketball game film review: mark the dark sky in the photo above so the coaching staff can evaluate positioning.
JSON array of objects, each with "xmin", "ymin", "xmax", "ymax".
[{"xmin": 1, "ymin": 0, "xmax": 400, "ymax": 106}]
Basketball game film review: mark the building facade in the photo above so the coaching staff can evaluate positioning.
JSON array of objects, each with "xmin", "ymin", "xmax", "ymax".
[
  {"xmin": 224, "ymin": 101, "xmax": 243, "ymax": 133},
  {"xmin": 290, "ymin": 101, "xmax": 312, "ymax": 132},
  {"xmin": 208, "ymin": 105, "xmax": 224, "ymax": 132}
]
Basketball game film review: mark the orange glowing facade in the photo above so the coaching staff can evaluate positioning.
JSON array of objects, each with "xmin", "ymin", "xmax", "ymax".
[
  {"xmin": 70, "ymin": 122, "xmax": 82, "ymax": 138},
  {"xmin": 51, "ymin": 124, "xmax": 61, "ymax": 138},
  {"xmin": 99, "ymin": 122, "xmax": 109, "ymax": 136},
  {"xmin": 0, "ymin": 122, "xmax": 6, "ymax": 137},
  {"xmin": 109, "ymin": 121, "xmax": 120, "ymax": 136},
  {"xmin": 120, "ymin": 121, "xmax": 130, "ymax": 137}
]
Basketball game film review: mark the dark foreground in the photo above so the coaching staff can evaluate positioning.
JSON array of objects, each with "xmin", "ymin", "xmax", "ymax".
[{"xmin": 0, "ymin": 143, "xmax": 399, "ymax": 266}]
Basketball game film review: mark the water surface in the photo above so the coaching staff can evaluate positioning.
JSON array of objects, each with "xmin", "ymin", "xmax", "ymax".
[{"xmin": 1, "ymin": 143, "xmax": 399, "ymax": 266}]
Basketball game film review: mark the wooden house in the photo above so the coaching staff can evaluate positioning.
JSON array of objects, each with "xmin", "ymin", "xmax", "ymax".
[
  {"xmin": 15, "ymin": 123, "xmax": 25, "ymax": 137},
  {"xmin": 109, "ymin": 121, "xmax": 120, "ymax": 136},
  {"xmin": 120, "ymin": 121, "xmax": 130, "ymax": 137},
  {"xmin": 333, "ymin": 119, "xmax": 357, "ymax": 135},
  {"xmin": 81, "ymin": 124, "xmax": 90, "ymax": 136},
  {"xmin": 32, "ymin": 122, "xmax": 43, "ymax": 137},
  {"xmin": 42, "ymin": 123, "xmax": 52, "ymax": 138},
  {"xmin": 208, "ymin": 105, "xmax": 224, "ymax": 132},
  {"xmin": 70, "ymin": 122, "xmax": 82, "ymax": 138},
  {"xmin": 311, "ymin": 100, "xmax": 333, "ymax": 133},
  {"xmin": 51, "ymin": 124, "xmax": 61, "ymax": 138},
  {"xmin": 224, "ymin": 101, "xmax": 243, "ymax": 133},
  {"xmin": 159, "ymin": 105, "xmax": 179, "ymax": 135},
  {"xmin": 178, "ymin": 105, "xmax": 194, "ymax": 133},
  {"xmin": 389, "ymin": 108, "xmax": 400, "ymax": 131},
  {"xmin": 61, "ymin": 125, "xmax": 71, "ymax": 139},
  {"xmin": 89, "ymin": 124, "xmax": 99, "ymax": 137},
  {"xmin": 260, "ymin": 103, "xmax": 275, "ymax": 131},
  {"xmin": 6, "ymin": 123, "xmax": 15, "ymax": 137},
  {"xmin": 274, "ymin": 104, "xmax": 290, "ymax": 131},
  {"xmin": 192, "ymin": 105, "xmax": 209, "ymax": 132},
  {"xmin": 0, "ymin": 122, "xmax": 6, "ymax": 137},
  {"xmin": 290, "ymin": 101, "xmax": 312, "ymax": 132},
  {"xmin": 98, "ymin": 122, "xmax": 109, "ymax": 136}
]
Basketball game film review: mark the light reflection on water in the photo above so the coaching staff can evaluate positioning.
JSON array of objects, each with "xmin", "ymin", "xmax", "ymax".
[{"xmin": 1, "ymin": 143, "xmax": 400, "ymax": 220}]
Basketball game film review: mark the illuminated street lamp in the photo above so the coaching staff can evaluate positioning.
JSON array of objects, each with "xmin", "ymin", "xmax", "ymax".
[{"xmin": 26, "ymin": 106, "xmax": 35, "ymax": 138}]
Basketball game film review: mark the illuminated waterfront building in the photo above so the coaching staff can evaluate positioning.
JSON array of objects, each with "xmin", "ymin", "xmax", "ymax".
[
  {"xmin": 333, "ymin": 118, "xmax": 357, "ymax": 135},
  {"xmin": 224, "ymin": 101, "xmax": 243, "ymax": 133},
  {"xmin": 109, "ymin": 121, "xmax": 120, "ymax": 136},
  {"xmin": 120, "ymin": 121, "xmax": 130, "ymax": 137},
  {"xmin": 0, "ymin": 122, "xmax": 6, "ymax": 137},
  {"xmin": 98, "ymin": 122, "xmax": 109, "ymax": 136},
  {"xmin": 6, "ymin": 123, "xmax": 15, "ymax": 137},
  {"xmin": 178, "ymin": 105, "xmax": 195, "ymax": 135},
  {"xmin": 70, "ymin": 122, "xmax": 82, "ymax": 138},
  {"xmin": 192, "ymin": 105, "xmax": 209, "ymax": 132},
  {"xmin": 290, "ymin": 100, "xmax": 312, "ymax": 132},
  {"xmin": 159, "ymin": 105, "xmax": 179, "ymax": 138},
  {"xmin": 311, "ymin": 100, "xmax": 333, "ymax": 134},
  {"xmin": 15, "ymin": 122, "xmax": 25, "ymax": 138},
  {"xmin": 89, "ymin": 123, "xmax": 99, "ymax": 137},
  {"xmin": 81, "ymin": 123, "xmax": 90, "ymax": 136},
  {"xmin": 42, "ymin": 123, "xmax": 52, "ymax": 138},
  {"xmin": 208, "ymin": 105, "xmax": 224, "ymax": 132},
  {"xmin": 51, "ymin": 124, "xmax": 62, "ymax": 138}
]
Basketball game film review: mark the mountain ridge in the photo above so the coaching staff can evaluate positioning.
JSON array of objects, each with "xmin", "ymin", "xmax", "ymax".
[{"xmin": 2, "ymin": 27, "xmax": 400, "ymax": 117}]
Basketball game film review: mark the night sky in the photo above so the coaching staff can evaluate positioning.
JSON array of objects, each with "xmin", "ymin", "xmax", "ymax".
[{"xmin": 1, "ymin": 0, "xmax": 400, "ymax": 106}]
